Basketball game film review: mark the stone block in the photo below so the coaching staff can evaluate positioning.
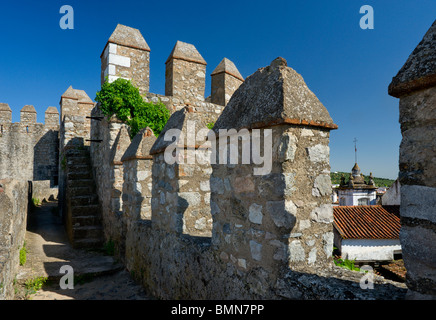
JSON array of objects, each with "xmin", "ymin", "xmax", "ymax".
[
  {"xmin": 310, "ymin": 204, "xmax": 333, "ymax": 224},
  {"xmin": 401, "ymin": 185, "xmax": 436, "ymax": 223},
  {"xmin": 249, "ymin": 240, "xmax": 262, "ymax": 261},
  {"xmin": 289, "ymin": 240, "xmax": 305, "ymax": 262},
  {"xmin": 266, "ymin": 200, "xmax": 297, "ymax": 229},
  {"xmin": 248, "ymin": 203, "xmax": 263, "ymax": 225},
  {"xmin": 307, "ymin": 144, "xmax": 329, "ymax": 164}
]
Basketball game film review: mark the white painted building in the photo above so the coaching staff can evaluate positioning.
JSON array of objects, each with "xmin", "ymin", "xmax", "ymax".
[
  {"xmin": 333, "ymin": 205, "xmax": 401, "ymax": 262},
  {"xmin": 339, "ymin": 239, "xmax": 402, "ymax": 261}
]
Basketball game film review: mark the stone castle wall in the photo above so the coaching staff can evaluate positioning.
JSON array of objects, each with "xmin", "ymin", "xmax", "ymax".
[
  {"xmin": 3, "ymin": 20, "xmax": 434, "ymax": 300},
  {"xmin": 0, "ymin": 104, "xmax": 59, "ymax": 187},
  {"xmin": 86, "ymin": 30, "xmax": 407, "ymax": 297}
]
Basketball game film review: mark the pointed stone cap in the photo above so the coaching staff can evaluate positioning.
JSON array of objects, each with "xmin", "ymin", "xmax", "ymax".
[
  {"xmin": 150, "ymin": 107, "xmax": 214, "ymax": 155},
  {"xmin": 211, "ymin": 58, "xmax": 244, "ymax": 81},
  {"xmin": 389, "ymin": 19, "xmax": 436, "ymax": 98},
  {"xmin": 122, "ymin": 127, "xmax": 156, "ymax": 161},
  {"xmin": 61, "ymin": 86, "xmax": 78, "ymax": 100},
  {"xmin": 74, "ymin": 89, "xmax": 94, "ymax": 105},
  {"xmin": 0, "ymin": 103, "xmax": 11, "ymax": 112},
  {"xmin": 213, "ymin": 57, "xmax": 337, "ymax": 131},
  {"xmin": 45, "ymin": 106, "xmax": 59, "ymax": 114},
  {"xmin": 165, "ymin": 41, "xmax": 206, "ymax": 65},
  {"xmin": 108, "ymin": 24, "xmax": 150, "ymax": 52},
  {"xmin": 21, "ymin": 105, "xmax": 36, "ymax": 113}
]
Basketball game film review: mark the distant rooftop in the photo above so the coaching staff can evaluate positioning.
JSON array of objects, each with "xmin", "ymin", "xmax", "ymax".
[{"xmin": 334, "ymin": 205, "xmax": 400, "ymax": 240}]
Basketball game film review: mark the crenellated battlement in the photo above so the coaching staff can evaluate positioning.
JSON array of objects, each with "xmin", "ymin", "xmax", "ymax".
[
  {"xmin": 0, "ymin": 103, "xmax": 59, "ymax": 129},
  {"xmin": 101, "ymin": 24, "xmax": 244, "ymax": 107}
]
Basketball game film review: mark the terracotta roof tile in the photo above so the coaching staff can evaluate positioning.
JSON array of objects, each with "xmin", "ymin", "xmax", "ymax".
[{"xmin": 333, "ymin": 205, "xmax": 400, "ymax": 240}]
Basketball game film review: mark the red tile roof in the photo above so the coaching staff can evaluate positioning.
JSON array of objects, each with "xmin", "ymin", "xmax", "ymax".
[{"xmin": 333, "ymin": 205, "xmax": 400, "ymax": 240}]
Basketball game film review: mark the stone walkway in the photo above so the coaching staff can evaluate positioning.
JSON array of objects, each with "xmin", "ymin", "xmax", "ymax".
[{"xmin": 15, "ymin": 201, "xmax": 153, "ymax": 300}]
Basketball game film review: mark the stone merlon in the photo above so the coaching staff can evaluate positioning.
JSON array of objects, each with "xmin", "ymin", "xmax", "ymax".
[
  {"xmin": 45, "ymin": 106, "xmax": 59, "ymax": 114},
  {"xmin": 61, "ymin": 85, "xmax": 78, "ymax": 101},
  {"xmin": 122, "ymin": 127, "xmax": 157, "ymax": 162},
  {"xmin": 0, "ymin": 103, "xmax": 12, "ymax": 124},
  {"xmin": 20, "ymin": 105, "xmax": 36, "ymax": 113},
  {"xmin": 0, "ymin": 103, "xmax": 12, "ymax": 112},
  {"xmin": 213, "ymin": 57, "xmax": 338, "ymax": 131},
  {"xmin": 165, "ymin": 41, "xmax": 206, "ymax": 65},
  {"xmin": 103, "ymin": 24, "xmax": 150, "ymax": 56},
  {"xmin": 388, "ymin": 19, "xmax": 436, "ymax": 98},
  {"xmin": 149, "ymin": 107, "xmax": 212, "ymax": 155},
  {"xmin": 74, "ymin": 89, "xmax": 95, "ymax": 105},
  {"xmin": 211, "ymin": 58, "xmax": 244, "ymax": 81}
]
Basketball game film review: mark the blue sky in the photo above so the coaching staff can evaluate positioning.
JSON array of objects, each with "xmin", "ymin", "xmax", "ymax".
[{"xmin": 0, "ymin": 0, "xmax": 435, "ymax": 179}]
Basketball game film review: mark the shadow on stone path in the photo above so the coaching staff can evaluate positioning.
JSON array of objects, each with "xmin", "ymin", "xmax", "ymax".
[{"xmin": 15, "ymin": 201, "xmax": 154, "ymax": 300}]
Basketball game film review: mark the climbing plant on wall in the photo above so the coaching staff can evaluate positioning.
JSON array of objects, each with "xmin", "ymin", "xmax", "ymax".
[{"xmin": 95, "ymin": 78, "xmax": 170, "ymax": 138}]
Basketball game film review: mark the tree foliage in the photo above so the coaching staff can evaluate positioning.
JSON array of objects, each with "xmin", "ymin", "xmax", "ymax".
[{"xmin": 95, "ymin": 78, "xmax": 170, "ymax": 138}]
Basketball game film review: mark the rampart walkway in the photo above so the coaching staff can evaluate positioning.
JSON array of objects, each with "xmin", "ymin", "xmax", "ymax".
[{"xmin": 15, "ymin": 201, "xmax": 153, "ymax": 300}]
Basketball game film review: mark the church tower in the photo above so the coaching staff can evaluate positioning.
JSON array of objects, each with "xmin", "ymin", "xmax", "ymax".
[{"xmin": 337, "ymin": 163, "xmax": 377, "ymax": 206}]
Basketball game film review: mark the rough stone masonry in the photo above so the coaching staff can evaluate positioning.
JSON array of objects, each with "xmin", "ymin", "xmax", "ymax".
[{"xmin": 389, "ymin": 19, "xmax": 436, "ymax": 300}]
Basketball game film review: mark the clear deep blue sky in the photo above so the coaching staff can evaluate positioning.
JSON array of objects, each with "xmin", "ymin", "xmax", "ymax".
[{"xmin": 0, "ymin": 0, "xmax": 435, "ymax": 179}]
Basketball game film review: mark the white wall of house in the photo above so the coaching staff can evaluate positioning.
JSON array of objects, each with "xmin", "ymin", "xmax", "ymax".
[
  {"xmin": 332, "ymin": 187, "xmax": 338, "ymax": 203},
  {"xmin": 338, "ymin": 189, "xmax": 376, "ymax": 206},
  {"xmin": 341, "ymin": 239, "xmax": 402, "ymax": 262}
]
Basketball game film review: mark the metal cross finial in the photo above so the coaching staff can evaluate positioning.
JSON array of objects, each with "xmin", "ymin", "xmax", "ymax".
[{"xmin": 353, "ymin": 138, "xmax": 358, "ymax": 164}]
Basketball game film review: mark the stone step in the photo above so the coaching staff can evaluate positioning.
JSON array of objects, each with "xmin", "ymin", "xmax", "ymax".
[
  {"xmin": 68, "ymin": 179, "xmax": 95, "ymax": 188},
  {"xmin": 71, "ymin": 204, "xmax": 99, "ymax": 217},
  {"xmin": 65, "ymin": 148, "xmax": 90, "ymax": 157},
  {"xmin": 72, "ymin": 238, "xmax": 104, "ymax": 250},
  {"xmin": 71, "ymin": 194, "xmax": 99, "ymax": 207},
  {"xmin": 71, "ymin": 215, "xmax": 101, "ymax": 227},
  {"xmin": 66, "ymin": 156, "xmax": 91, "ymax": 166},
  {"xmin": 68, "ymin": 185, "xmax": 95, "ymax": 197},
  {"xmin": 67, "ymin": 171, "xmax": 92, "ymax": 180},
  {"xmin": 72, "ymin": 225, "xmax": 103, "ymax": 240},
  {"xmin": 66, "ymin": 164, "xmax": 92, "ymax": 173}
]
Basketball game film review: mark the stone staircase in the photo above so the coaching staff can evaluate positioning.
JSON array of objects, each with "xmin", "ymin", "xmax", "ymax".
[{"xmin": 65, "ymin": 147, "xmax": 104, "ymax": 249}]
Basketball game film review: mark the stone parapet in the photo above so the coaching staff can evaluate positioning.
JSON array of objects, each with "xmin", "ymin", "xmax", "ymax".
[{"xmin": 0, "ymin": 179, "xmax": 28, "ymax": 300}]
